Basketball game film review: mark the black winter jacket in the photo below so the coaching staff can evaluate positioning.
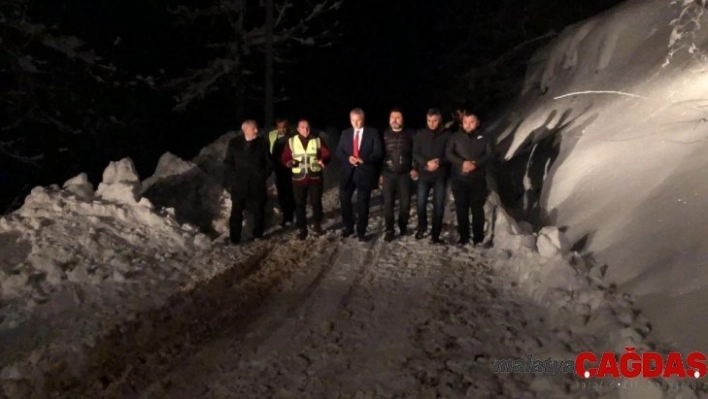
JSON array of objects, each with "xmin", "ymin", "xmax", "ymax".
[
  {"xmin": 445, "ymin": 129, "xmax": 494, "ymax": 181},
  {"xmin": 413, "ymin": 127, "xmax": 451, "ymax": 180},
  {"xmin": 223, "ymin": 135, "xmax": 273, "ymax": 190},
  {"xmin": 272, "ymin": 133, "xmax": 295, "ymax": 173},
  {"xmin": 382, "ymin": 128, "xmax": 415, "ymax": 174}
]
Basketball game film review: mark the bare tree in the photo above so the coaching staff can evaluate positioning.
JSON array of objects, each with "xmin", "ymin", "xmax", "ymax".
[
  {"xmin": 167, "ymin": 0, "xmax": 342, "ymax": 125},
  {"xmin": 0, "ymin": 0, "xmax": 122, "ymax": 164}
]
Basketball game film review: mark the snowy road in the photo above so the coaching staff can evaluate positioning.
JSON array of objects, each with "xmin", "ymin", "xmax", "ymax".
[
  {"xmin": 62, "ymin": 189, "xmax": 682, "ymax": 399},
  {"xmin": 0, "ymin": 145, "xmax": 698, "ymax": 398}
]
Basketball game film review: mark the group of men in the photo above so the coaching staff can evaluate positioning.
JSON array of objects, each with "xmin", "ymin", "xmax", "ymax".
[{"xmin": 222, "ymin": 107, "xmax": 492, "ymax": 246}]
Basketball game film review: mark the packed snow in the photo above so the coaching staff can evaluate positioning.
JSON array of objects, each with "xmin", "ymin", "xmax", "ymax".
[
  {"xmin": 0, "ymin": 128, "xmax": 698, "ymax": 398},
  {"xmin": 487, "ymin": 0, "xmax": 708, "ymax": 356},
  {"xmin": 1, "ymin": 0, "xmax": 708, "ymax": 397}
]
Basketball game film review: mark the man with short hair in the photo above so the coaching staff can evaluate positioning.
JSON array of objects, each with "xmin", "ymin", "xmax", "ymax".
[
  {"xmin": 380, "ymin": 108, "xmax": 417, "ymax": 242},
  {"xmin": 413, "ymin": 108, "xmax": 451, "ymax": 244},
  {"xmin": 444, "ymin": 107, "xmax": 464, "ymax": 132},
  {"xmin": 337, "ymin": 108, "xmax": 383, "ymax": 241},
  {"xmin": 281, "ymin": 118, "xmax": 332, "ymax": 240},
  {"xmin": 445, "ymin": 112, "xmax": 493, "ymax": 245},
  {"xmin": 269, "ymin": 117, "xmax": 296, "ymax": 226},
  {"xmin": 223, "ymin": 120, "xmax": 273, "ymax": 244}
]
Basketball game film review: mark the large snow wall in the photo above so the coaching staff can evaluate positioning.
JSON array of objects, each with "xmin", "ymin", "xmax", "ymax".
[{"xmin": 488, "ymin": 0, "xmax": 708, "ymax": 354}]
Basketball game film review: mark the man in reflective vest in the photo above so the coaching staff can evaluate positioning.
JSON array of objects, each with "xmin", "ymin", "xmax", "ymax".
[
  {"xmin": 268, "ymin": 118, "xmax": 296, "ymax": 226},
  {"xmin": 281, "ymin": 118, "xmax": 332, "ymax": 240}
]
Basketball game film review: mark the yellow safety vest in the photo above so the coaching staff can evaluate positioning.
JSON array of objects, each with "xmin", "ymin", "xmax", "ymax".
[
  {"xmin": 290, "ymin": 136, "xmax": 322, "ymax": 180},
  {"xmin": 268, "ymin": 130, "xmax": 280, "ymax": 153}
]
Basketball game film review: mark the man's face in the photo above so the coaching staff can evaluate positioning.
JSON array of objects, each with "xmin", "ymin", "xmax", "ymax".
[
  {"xmin": 276, "ymin": 121, "xmax": 288, "ymax": 135},
  {"xmin": 426, "ymin": 114, "xmax": 441, "ymax": 131},
  {"xmin": 389, "ymin": 112, "xmax": 403, "ymax": 131},
  {"xmin": 297, "ymin": 121, "xmax": 310, "ymax": 137},
  {"xmin": 462, "ymin": 115, "xmax": 479, "ymax": 133},
  {"xmin": 243, "ymin": 123, "xmax": 258, "ymax": 139},
  {"xmin": 350, "ymin": 112, "xmax": 364, "ymax": 130}
]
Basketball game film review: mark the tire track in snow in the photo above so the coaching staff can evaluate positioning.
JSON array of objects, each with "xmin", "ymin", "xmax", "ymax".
[{"xmin": 60, "ymin": 234, "xmax": 340, "ymax": 398}]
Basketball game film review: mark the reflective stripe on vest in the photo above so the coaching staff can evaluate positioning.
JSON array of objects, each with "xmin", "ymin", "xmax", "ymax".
[{"xmin": 290, "ymin": 136, "xmax": 321, "ymax": 180}]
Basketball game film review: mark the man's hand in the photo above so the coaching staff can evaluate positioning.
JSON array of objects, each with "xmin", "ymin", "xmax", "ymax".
[
  {"xmin": 426, "ymin": 159, "xmax": 439, "ymax": 171},
  {"xmin": 349, "ymin": 156, "xmax": 358, "ymax": 166},
  {"xmin": 379, "ymin": 175, "xmax": 384, "ymax": 187},
  {"xmin": 286, "ymin": 160, "xmax": 297, "ymax": 168},
  {"xmin": 317, "ymin": 159, "xmax": 325, "ymax": 168},
  {"xmin": 462, "ymin": 160, "xmax": 477, "ymax": 173},
  {"xmin": 410, "ymin": 169, "xmax": 418, "ymax": 180}
]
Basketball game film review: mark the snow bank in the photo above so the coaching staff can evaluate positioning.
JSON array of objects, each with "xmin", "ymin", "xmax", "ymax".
[
  {"xmin": 0, "ymin": 162, "xmax": 213, "ymax": 325},
  {"xmin": 0, "ymin": 153, "xmax": 240, "ymax": 396},
  {"xmin": 0, "ymin": 129, "xmax": 300, "ymax": 396},
  {"xmin": 141, "ymin": 152, "xmax": 232, "ymax": 236},
  {"xmin": 489, "ymin": 0, "xmax": 708, "ymax": 353}
]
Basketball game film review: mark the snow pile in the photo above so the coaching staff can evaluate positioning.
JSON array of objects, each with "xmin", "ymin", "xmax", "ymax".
[
  {"xmin": 0, "ymin": 131, "xmax": 297, "ymax": 396},
  {"xmin": 535, "ymin": 226, "xmax": 571, "ymax": 258},
  {"xmin": 489, "ymin": 0, "xmax": 708, "ymax": 354},
  {"xmin": 62, "ymin": 173, "xmax": 93, "ymax": 201},
  {"xmin": 192, "ymin": 131, "xmax": 238, "ymax": 186},
  {"xmin": 140, "ymin": 131, "xmax": 284, "ymax": 238},
  {"xmin": 141, "ymin": 152, "xmax": 232, "ymax": 236},
  {"xmin": 0, "ymin": 158, "xmax": 235, "ymax": 396},
  {"xmin": 0, "ymin": 165, "xmax": 212, "ymax": 329},
  {"xmin": 95, "ymin": 158, "xmax": 142, "ymax": 203}
]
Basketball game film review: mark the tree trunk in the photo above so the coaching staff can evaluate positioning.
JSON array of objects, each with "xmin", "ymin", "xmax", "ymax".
[
  {"xmin": 235, "ymin": 6, "xmax": 246, "ymax": 122},
  {"xmin": 264, "ymin": 0, "xmax": 274, "ymax": 129}
]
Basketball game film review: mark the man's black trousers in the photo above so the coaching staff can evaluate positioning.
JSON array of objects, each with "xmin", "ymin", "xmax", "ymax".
[{"xmin": 450, "ymin": 177, "xmax": 488, "ymax": 244}]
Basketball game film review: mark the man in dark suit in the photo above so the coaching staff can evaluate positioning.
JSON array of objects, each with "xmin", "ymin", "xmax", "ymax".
[{"xmin": 336, "ymin": 108, "xmax": 383, "ymax": 241}]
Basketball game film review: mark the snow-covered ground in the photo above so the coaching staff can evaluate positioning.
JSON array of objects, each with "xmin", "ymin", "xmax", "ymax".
[
  {"xmin": 2, "ymin": 0, "xmax": 708, "ymax": 396},
  {"xmin": 0, "ymin": 130, "xmax": 698, "ymax": 398},
  {"xmin": 487, "ymin": 0, "xmax": 708, "ymax": 356}
]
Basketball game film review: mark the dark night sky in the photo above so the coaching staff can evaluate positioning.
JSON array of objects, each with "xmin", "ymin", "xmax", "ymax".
[
  {"xmin": 32, "ymin": 0, "xmax": 623, "ymax": 132},
  {"xmin": 1, "ymin": 0, "xmax": 623, "ymax": 209}
]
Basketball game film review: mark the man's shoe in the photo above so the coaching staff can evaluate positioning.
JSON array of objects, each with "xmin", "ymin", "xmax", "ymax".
[
  {"xmin": 415, "ymin": 231, "xmax": 425, "ymax": 240},
  {"xmin": 312, "ymin": 223, "xmax": 324, "ymax": 236},
  {"xmin": 399, "ymin": 227, "xmax": 408, "ymax": 236},
  {"xmin": 457, "ymin": 237, "xmax": 469, "ymax": 246},
  {"xmin": 229, "ymin": 237, "xmax": 240, "ymax": 245},
  {"xmin": 384, "ymin": 232, "xmax": 395, "ymax": 242},
  {"xmin": 341, "ymin": 228, "xmax": 354, "ymax": 238},
  {"xmin": 431, "ymin": 237, "xmax": 443, "ymax": 245},
  {"xmin": 298, "ymin": 229, "xmax": 308, "ymax": 240},
  {"xmin": 357, "ymin": 234, "xmax": 368, "ymax": 242}
]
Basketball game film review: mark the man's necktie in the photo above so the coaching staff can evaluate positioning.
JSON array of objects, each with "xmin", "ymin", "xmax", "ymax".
[{"xmin": 353, "ymin": 130, "xmax": 360, "ymax": 158}]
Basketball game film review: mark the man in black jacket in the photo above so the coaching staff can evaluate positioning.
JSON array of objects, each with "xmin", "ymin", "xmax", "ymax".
[
  {"xmin": 223, "ymin": 120, "xmax": 273, "ymax": 244},
  {"xmin": 380, "ymin": 108, "xmax": 418, "ymax": 242},
  {"xmin": 269, "ymin": 118, "xmax": 296, "ymax": 227},
  {"xmin": 445, "ymin": 112, "xmax": 493, "ymax": 245},
  {"xmin": 413, "ymin": 108, "xmax": 451, "ymax": 244}
]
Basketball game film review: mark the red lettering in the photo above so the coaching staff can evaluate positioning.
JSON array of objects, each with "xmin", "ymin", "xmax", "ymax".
[
  {"xmin": 576, "ymin": 352, "xmax": 597, "ymax": 378},
  {"xmin": 642, "ymin": 352, "xmax": 663, "ymax": 378},
  {"xmin": 597, "ymin": 353, "xmax": 620, "ymax": 378},
  {"xmin": 686, "ymin": 352, "xmax": 707, "ymax": 378},
  {"xmin": 619, "ymin": 347, "xmax": 641, "ymax": 378},
  {"xmin": 663, "ymin": 352, "xmax": 687, "ymax": 378}
]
